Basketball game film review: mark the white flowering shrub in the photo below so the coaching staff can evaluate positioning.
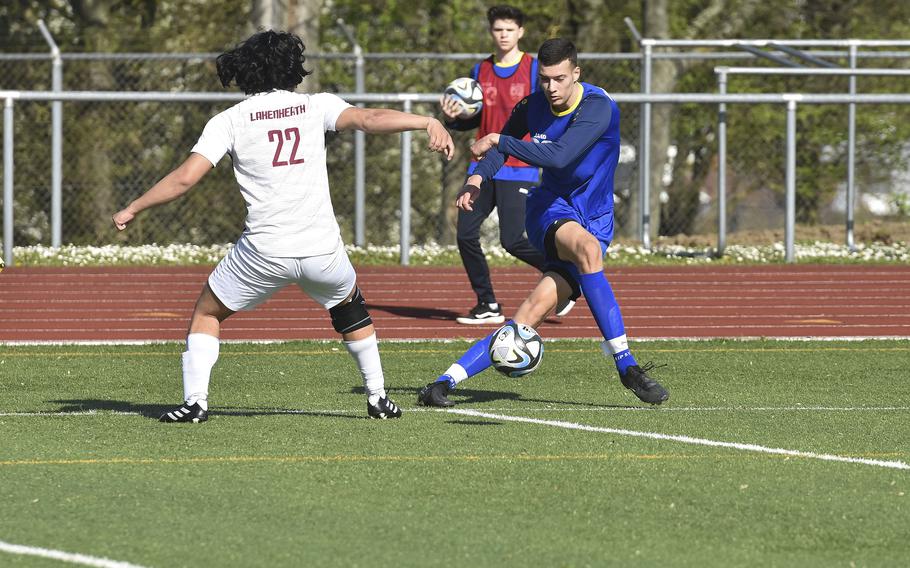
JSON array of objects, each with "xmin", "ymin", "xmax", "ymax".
[
  {"xmin": 8, "ymin": 240, "xmax": 909, "ymax": 267},
  {"xmin": 12, "ymin": 243, "xmax": 234, "ymax": 266}
]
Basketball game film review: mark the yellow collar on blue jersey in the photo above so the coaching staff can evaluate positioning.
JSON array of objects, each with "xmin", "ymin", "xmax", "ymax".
[{"xmin": 551, "ymin": 83, "xmax": 584, "ymax": 117}]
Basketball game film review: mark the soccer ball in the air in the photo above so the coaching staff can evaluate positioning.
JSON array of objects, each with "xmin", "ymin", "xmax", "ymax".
[
  {"xmin": 444, "ymin": 77, "xmax": 483, "ymax": 119},
  {"xmin": 489, "ymin": 322, "xmax": 543, "ymax": 378}
]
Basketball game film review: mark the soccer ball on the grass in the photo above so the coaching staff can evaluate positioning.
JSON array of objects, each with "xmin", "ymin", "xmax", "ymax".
[
  {"xmin": 443, "ymin": 77, "xmax": 483, "ymax": 119},
  {"xmin": 489, "ymin": 322, "xmax": 543, "ymax": 378}
]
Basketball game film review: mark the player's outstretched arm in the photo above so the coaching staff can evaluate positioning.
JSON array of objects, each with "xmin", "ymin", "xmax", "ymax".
[
  {"xmin": 112, "ymin": 153, "xmax": 212, "ymax": 231},
  {"xmin": 335, "ymin": 107, "xmax": 454, "ymax": 160},
  {"xmin": 498, "ymin": 97, "xmax": 613, "ymax": 169},
  {"xmin": 466, "ymin": 93, "xmax": 528, "ymax": 172},
  {"xmin": 463, "ymin": 106, "xmax": 523, "ymax": 199}
]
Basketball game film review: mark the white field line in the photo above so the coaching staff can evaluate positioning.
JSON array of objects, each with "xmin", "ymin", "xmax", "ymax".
[
  {"xmin": 2, "ymin": 405, "xmax": 909, "ymax": 418},
  {"xmin": 447, "ymin": 409, "xmax": 910, "ymax": 471},
  {"xmin": 0, "ymin": 539, "xmax": 148, "ymax": 568},
  {"xmin": 0, "ymin": 410, "xmax": 140, "ymax": 417}
]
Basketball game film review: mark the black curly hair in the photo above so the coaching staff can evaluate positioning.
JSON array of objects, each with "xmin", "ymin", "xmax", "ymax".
[
  {"xmin": 538, "ymin": 38, "xmax": 578, "ymax": 67},
  {"xmin": 216, "ymin": 30, "xmax": 311, "ymax": 95}
]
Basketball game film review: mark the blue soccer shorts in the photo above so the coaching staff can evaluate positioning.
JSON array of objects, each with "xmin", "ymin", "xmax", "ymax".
[{"xmin": 524, "ymin": 186, "xmax": 615, "ymax": 286}]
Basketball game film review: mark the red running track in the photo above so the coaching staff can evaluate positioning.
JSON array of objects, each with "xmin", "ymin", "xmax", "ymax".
[{"xmin": 1, "ymin": 265, "xmax": 909, "ymax": 342}]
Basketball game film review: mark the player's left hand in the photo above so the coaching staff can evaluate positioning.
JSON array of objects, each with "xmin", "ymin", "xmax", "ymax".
[
  {"xmin": 112, "ymin": 208, "xmax": 134, "ymax": 231},
  {"xmin": 455, "ymin": 183, "xmax": 481, "ymax": 211},
  {"xmin": 470, "ymin": 133, "xmax": 500, "ymax": 159},
  {"xmin": 426, "ymin": 118, "xmax": 455, "ymax": 160}
]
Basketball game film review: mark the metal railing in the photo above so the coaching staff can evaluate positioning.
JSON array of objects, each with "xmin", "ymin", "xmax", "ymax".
[
  {"xmin": 0, "ymin": 91, "xmax": 437, "ymax": 267},
  {"xmin": 635, "ymin": 37, "xmax": 910, "ymax": 248},
  {"xmin": 8, "ymin": 26, "xmax": 910, "ymax": 250},
  {"xmin": 5, "ymin": 90, "xmax": 910, "ymax": 266},
  {"xmin": 715, "ymin": 66, "xmax": 910, "ymax": 255}
]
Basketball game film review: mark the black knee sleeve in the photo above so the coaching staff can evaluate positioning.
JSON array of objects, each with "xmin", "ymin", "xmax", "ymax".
[
  {"xmin": 544, "ymin": 218, "xmax": 575, "ymax": 261},
  {"xmin": 329, "ymin": 287, "xmax": 373, "ymax": 334}
]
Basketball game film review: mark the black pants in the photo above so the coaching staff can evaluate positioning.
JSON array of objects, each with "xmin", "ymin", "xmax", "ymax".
[{"xmin": 456, "ymin": 178, "xmax": 546, "ymax": 304}]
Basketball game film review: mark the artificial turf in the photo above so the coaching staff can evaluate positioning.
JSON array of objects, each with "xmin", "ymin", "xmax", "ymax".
[{"xmin": 1, "ymin": 339, "xmax": 908, "ymax": 567}]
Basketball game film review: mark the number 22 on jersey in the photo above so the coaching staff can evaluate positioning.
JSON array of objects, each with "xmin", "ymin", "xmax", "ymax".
[{"xmin": 268, "ymin": 127, "xmax": 305, "ymax": 167}]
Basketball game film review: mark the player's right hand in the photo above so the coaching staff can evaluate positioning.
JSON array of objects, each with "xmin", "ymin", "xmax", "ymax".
[
  {"xmin": 439, "ymin": 95, "xmax": 462, "ymax": 121},
  {"xmin": 470, "ymin": 133, "xmax": 500, "ymax": 159},
  {"xmin": 112, "ymin": 208, "xmax": 134, "ymax": 231},
  {"xmin": 426, "ymin": 118, "xmax": 455, "ymax": 160}
]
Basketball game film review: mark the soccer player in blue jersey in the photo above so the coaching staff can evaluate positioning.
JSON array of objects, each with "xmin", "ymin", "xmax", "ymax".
[{"xmin": 419, "ymin": 38, "xmax": 669, "ymax": 407}]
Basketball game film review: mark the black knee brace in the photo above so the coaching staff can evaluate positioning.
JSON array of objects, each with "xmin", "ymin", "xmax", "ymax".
[{"xmin": 329, "ymin": 287, "xmax": 373, "ymax": 334}]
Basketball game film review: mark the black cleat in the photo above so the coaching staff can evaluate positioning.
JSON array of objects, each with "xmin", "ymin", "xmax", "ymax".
[
  {"xmin": 456, "ymin": 302, "xmax": 505, "ymax": 325},
  {"xmin": 417, "ymin": 380, "xmax": 455, "ymax": 407},
  {"xmin": 367, "ymin": 396, "xmax": 402, "ymax": 419},
  {"xmin": 620, "ymin": 362, "xmax": 670, "ymax": 405},
  {"xmin": 159, "ymin": 401, "xmax": 208, "ymax": 423}
]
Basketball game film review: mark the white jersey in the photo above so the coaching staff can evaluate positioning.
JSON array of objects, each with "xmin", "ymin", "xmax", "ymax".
[{"xmin": 191, "ymin": 90, "xmax": 352, "ymax": 257}]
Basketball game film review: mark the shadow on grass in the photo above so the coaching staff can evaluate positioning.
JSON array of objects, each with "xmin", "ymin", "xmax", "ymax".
[
  {"xmin": 48, "ymin": 399, "xmax": 369, "ymax": 421},
  {"xmin": 349, "ymin": 386, "xmax": 634, "ymax": 409},
  {"xmin": 368, "ymin": 302, "xmax": 565, "ymax": 325}
]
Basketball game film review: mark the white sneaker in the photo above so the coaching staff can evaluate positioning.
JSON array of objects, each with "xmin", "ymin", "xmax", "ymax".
[{"xmin": 456, "ymin": 302, "xmax": 505, "ymax": 325}]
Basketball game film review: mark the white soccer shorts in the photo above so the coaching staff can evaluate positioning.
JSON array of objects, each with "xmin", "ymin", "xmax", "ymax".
[{"xmin": 208, "ymin": 235, "xmax": 356, "ymax": 312}]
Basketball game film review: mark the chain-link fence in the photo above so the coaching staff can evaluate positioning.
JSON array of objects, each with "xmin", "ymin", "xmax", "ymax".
[
  {"xmin": 0, "ymin": 52, "xmax": 644, "ymax": 251},
  {"xmin": 718, "ymin": 68, "xmax": 910, "ymax": 249},
  {"xmin": 3, "ymin": 50, "xmax": 910, "ymax": 258}
]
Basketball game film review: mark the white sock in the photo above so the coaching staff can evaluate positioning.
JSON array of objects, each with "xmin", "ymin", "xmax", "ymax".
[
  {"xmin": 182, "ymin": 333, "xmax": 220, "ymax": 411},
  {"xmin": 444, "ymin": 363, "xmax": 469, "ymax": 386},
  {"xmin": 344, "ymin": 333, "xmax": 386, "ymax": 405},
  {"xmin": 601, "ymin": 334, "xmax": 629, "ymax": 356}
]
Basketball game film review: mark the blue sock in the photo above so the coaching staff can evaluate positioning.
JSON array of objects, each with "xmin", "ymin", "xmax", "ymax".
[
  {"xmin": 577, "ymin": 272, "xmax": 638, "ymax": 375},
  {"xmin": 435, "ymin": 325, "xmax": 503, "ymax": 389},
  {"xmin": 612, "ymin": 349, "xmax": 637, "ymax": 375}
]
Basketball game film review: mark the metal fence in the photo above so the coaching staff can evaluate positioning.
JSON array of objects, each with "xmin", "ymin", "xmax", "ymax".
[
  {"xmin": 6, "ymin": 90, "xmax": 910, "ymax": 266},
  {"xmin": 635, "ymin": 38, "xmax": 910, "ymax": 248},
  {"xmin": 3, "ymin": 41, "xmax": 910, "ymax": 265},
  {"xmin": 0, "ymin": 50, "xmax": 647, "ymax": 259}
]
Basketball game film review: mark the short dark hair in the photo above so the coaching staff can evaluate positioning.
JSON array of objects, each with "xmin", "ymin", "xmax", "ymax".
[
  {"xmin": 216, "ymin": 30, "xmax": 311, "ymax": 95},
  {"xmin": 487, "ymin": 5, "xmax": 524, "ymax": 27},
  {"xmin": 538, "ymin": 38, "xmax": 578, "ymax": 67}
]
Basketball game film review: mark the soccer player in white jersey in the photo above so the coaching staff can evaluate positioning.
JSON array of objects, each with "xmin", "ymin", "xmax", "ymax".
[{"xmin": 112, "ymin": 30, "xmax": 454, "ymax": 423}]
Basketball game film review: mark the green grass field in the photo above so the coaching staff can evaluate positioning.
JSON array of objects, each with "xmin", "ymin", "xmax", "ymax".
[{"xmin": 1, "ymin": 340, "xmax": 908, "ymax": 567}]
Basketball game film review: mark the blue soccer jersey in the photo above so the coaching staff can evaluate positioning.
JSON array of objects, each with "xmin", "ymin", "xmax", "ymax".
[
  {"xmin": 473, "ymin": 82, "xmax": 620, "ymax": 252},
  {"xmin": 433, "ymin": 82, "xmax": 667, "ymax": 401}
]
